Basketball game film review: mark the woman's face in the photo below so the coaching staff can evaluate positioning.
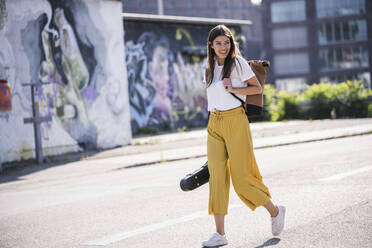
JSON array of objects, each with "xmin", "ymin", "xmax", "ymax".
[
  {"xmin": 211, "ymin": 35, "xmax": 231, "ymax": 60},
  {"xmin": 149, "ymin": 46, "xmax": 169, "ymax": 97}
]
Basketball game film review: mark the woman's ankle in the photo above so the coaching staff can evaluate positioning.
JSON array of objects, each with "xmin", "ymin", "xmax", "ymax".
[{"xmin": 271, "ymin": 206, "xmax": 279, "ymax": 217}]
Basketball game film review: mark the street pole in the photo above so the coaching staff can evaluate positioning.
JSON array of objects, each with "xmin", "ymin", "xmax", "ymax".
[{"xmin": 22, "ymin": 82, "xmax": 51, "ymax": 164}]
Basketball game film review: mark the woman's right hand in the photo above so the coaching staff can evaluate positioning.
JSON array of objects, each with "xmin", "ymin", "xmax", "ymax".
[{"xmin": 223, "ymin": 78, "xmax": 232, "ymax": 91}]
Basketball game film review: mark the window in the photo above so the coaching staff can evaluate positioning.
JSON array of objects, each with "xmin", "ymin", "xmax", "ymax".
[
  {"xmin": 319, "ymin": 46, "xmax": 369, "ymax": 71},
  {"xmin": 320, "ymin": 72, "xmax": 371, "ymax": 88},
  {"xmin": 271, "ymin": 0, "xmax": 306, "ymax": 23},
  {"xmin": 334, "ymin": 23, "xmax": 341, "ymax": 41},
  {"xmin": 274, "ymin": 53, "xmax": 310, "ymax": 75},
  {"xmin": 316, "ymin": 0, "xmax": 365, "ymax": 18},
  {"xmin": 218, "ymin": 0, "xmax": 228, "ymax": 8},
  {"xmin": 276, "ymin": 77, "xmax": 308, "ymax": 92},
  {"xmin": 318, "ymin": 20, "xmax": 367, "ymax": 45},
  {"xmin": 272, "ymin": 27, "xmax": 308, "ymax": 49},
  {"xmin": 166, "ymin": 1, "xmax": 175, "ymax": 10}
]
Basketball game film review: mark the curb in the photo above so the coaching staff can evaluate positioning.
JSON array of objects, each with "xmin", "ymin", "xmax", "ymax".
[
  {"xmin": 2, "ymin": 123, "xmax": 371, "ymax": 174},
  {"xmin": 107, "ymin": 126, "xmax": 372, "ymax": 169}
]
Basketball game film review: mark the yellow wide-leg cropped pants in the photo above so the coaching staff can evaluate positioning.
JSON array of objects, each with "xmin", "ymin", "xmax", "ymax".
[{"xmin": 207, "ymin": 106, "xmax": 271, "ymax": 215}]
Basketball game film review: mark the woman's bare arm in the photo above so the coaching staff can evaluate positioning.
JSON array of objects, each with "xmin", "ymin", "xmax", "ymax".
[{"xmin": 223, "ymin": 76, "xmax": 262, "ymax": 95}]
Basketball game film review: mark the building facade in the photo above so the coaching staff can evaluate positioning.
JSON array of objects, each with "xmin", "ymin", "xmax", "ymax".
[
  {"xmin": 122, "ymin": 0, "xmax": 264, "ymax": 59},
  {"xmin": 262, "ymin": 0, "xmax": 372, "ymax": 91}
]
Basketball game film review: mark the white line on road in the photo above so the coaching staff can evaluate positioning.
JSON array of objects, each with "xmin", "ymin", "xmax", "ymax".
[
  {"xmin": 319, "ymin": 165, "xmax": 372, "ymax": 182},
  {"xmin": 81, "ymin": 204, "xmax": 242, "ymax": 246}
]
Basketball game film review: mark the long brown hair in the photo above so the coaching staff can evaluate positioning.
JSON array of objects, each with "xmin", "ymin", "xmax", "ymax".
[{"xmin": 205, "ymin": 25, "xmax": 241, "ymax": 87}]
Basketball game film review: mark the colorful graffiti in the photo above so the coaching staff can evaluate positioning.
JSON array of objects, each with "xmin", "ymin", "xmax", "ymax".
[
  {"xmin": 0, "ymin": 0, "xmax": 131, "ymax": 163},
  {"xmin": 124, "ymin": 22, "xmax": 237, "ymax": 133},
  {"xmin": 36, "ymin": 3, "xmax": 97, "ymax": 147},
  {"xmin": 0, "ymin": 0, "xmax": 6, "ymax": 30}
]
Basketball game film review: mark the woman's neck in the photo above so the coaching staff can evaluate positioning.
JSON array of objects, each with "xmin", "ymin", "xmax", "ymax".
[{"xmin": 217, "ymin": 58, "xmax": 225, "ymax": 66}]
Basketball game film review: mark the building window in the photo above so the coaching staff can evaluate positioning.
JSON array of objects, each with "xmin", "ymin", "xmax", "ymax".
[
  {"xmin": 319, "ymin": 46, "xmax": 369, "ymax": 71},
  {"xmin": 271, "ymin": 0, "xmax": 306, "ymax": 23},
  {"xmin": 320, "ymin": 72, "xmax": 371, "ymax": 88},
  {"xmin": 316, "ymin": 0, "xmax": 365, "ymax": 18},
  {"xmin": 274, "ymin": 53, "xmax": 310, "ymax": 75},
  {"xmin": 318, "ymin": 20, "xmax": 367, "ymax": 45},
  {"xmin": 218, "ymin": 0, "xmax": 228, "ymax": 8},
  {"xmin": 276, "ymin": 77, "xmax": 308, "ymax": 92},
  {"xmin": 272, "ymin": 27, "xmax": 308, "ymax": 49}
]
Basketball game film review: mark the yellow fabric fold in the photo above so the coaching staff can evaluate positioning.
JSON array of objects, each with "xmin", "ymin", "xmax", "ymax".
[{"xmin": 207, "ymin": 107, "xmax": 271, "ymax": 215}]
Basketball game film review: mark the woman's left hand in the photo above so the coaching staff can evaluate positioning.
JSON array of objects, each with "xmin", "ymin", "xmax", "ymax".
[{"xmin": 223, "ymin": 78, "xmax": 233, "ymax": 92}]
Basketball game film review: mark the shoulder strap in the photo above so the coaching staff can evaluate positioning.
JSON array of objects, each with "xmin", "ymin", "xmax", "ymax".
[
  {"xmin": 229, "ymin": 92, "xmax": 245, "ymax": 107},
  {"xmin": 226, "ymin": 58, "xmax": 244, "ymax": 108}
]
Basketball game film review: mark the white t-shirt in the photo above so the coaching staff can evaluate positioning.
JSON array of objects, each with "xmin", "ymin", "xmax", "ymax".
[{"xmin": 205, "ymin": 56, "xmax": 255, "ymax": 111}]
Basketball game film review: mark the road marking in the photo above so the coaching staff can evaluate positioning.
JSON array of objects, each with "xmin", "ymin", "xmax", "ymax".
[
  {"xmin": 81, "ymin": 204, "xmax": 242, "ymax": 246},
  {"xmin": 319, "ymin": 165, "xmax": 372, "ymax": 182}
]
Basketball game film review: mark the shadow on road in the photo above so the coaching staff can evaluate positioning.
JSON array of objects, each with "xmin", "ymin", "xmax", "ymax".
[
  {"xmin": 254, "ymin": 238, "xmax": 281, "ymax": 248},
  {"xmin": 0, "ymin": 150, "xmax": 100, "ymax": 184}
]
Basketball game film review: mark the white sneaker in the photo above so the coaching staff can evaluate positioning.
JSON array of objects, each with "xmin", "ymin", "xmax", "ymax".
[
  {"xmin": 202, "ymin": 232, "xmax": 228, "ymax": 247},
  {"xmin": 271, "ymin": 205, "xmax": 286, "ymax": 236}
]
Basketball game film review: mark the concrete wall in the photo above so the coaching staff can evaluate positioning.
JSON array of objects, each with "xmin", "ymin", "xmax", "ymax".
[
  {"xmin": 0, "ymin": 0, "xmax": 131, "ymax": 163},
  {"xmin": 124, "ymin": 21, "xmax": 244, "ymax": 132}
]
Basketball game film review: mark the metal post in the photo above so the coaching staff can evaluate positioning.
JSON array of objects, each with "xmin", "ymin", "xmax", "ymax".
[
  {"xmin": 30, "ymin": 85, "xmax": 43, "ymax": 164},
  {"xmin": 157, "ymin": 0, "xmax": 164, "ymax": 15},
  {"xmin": 23, "ymin": 82, "xmax": 51, "ymax": 164}
]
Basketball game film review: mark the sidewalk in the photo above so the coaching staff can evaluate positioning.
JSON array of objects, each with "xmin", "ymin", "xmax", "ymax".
[
  {"xmin": 2, "ymin": 118, "xmax": 372, "ymax": 172},
  {"xmin": 61, "ymin": 118, "xmax": 372, "ymax": 167}
]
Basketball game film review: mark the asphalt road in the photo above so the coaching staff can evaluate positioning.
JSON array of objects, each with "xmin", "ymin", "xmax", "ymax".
[{"xmin": 1, "ymin": 134, "xmax": 372, "ymax": 248}]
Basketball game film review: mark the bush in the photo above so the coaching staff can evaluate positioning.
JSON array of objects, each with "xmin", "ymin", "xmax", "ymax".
[
  {"xmin": 259, "ymin": 84, "xmax": 276, "ymax": 121},
  {"xmin": 264, "ymin": 81, "xmax": 372, "ymax": 121},
  {"xmin": 368, "ymin": 104, "xmax": 372, "ymax": 117},
  {"xmin": 269, "ymin": 90, "xmax": 300, "ymax": 121},
  {"xmin": 302, "ymin": 83, "xmax": 335, "ymax": 119},
  {"xmin": 332, "ymin": 81, "xmax": 371, "ymax": 118}
]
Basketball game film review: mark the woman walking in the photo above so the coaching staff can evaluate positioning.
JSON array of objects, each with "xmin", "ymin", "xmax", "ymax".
[{"xmin": 202, "ymin": 25, "xmax": 286, "ymax": 247}]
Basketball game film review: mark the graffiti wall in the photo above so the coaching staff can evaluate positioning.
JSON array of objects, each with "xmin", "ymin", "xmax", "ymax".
[
  {"xmin": 0, "ymin": 0, "xmax": 131, "ymax": 163},
  {"xmin": 124, "ymin": 21, "xmax": 244, "ymax": 133}
]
